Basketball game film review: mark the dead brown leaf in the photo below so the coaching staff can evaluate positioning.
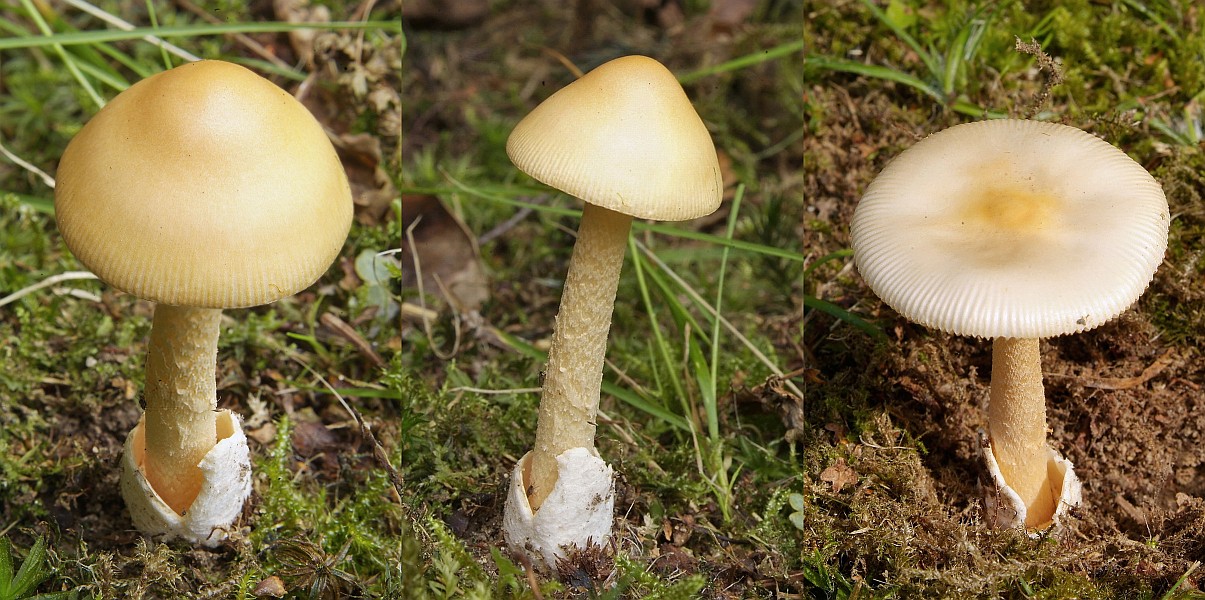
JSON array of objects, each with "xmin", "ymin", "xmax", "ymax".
[
  {"xmin": 820, "ymin": 457, "xmax": 858, "ymax": 493},
  {"xmin": 401, "ymin": 195, "xmax": 490, "ymax": 312},
  {"xmin": 294, "ymin": 27, "xmax": 401, "ymax": 223},
  {"xmin": 329, "ymin": 132, "xmax": 398, "ymax": 223},
  {"xmin": 273, "ymin": 0, "xmax": 330, "ymax": 68},
  {"xmin": 252, "ymin": 575, "xmax": 287, "ymax": 598}
]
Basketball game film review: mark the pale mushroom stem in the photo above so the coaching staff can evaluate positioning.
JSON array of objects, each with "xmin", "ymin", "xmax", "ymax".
[
  {"xmin": 143, "ymin": 304, "xmax": 221, "ymax": 516},
  {"xmin": 987, "ymin": 337, "xmax": 1058, "ymax": 528},
  {"xmin": 528, "ymin": 202, "xmax": 633, "ymax": 510}
]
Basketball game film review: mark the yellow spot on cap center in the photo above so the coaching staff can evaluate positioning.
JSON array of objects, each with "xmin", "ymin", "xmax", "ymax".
[{"xmin": 962, "ymin": 183, "xmax": 1057, "ymax": 232}]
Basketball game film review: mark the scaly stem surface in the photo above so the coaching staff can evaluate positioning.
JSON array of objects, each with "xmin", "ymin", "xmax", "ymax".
[
  {"xmin": 143, "ymin": 304, "xmax": 221, "ymax": 515},
  {"xmin": 987, "ymin": 337, "xmax": 1057, "ymax": 528},
  {"xmin": 528, "ymin": 203, "xmax": 632, "ymax": 510}
]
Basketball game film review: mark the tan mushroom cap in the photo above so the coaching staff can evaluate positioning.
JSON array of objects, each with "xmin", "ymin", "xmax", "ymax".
[
  {"xmin": 851, "ymin": 119, "xmax": 1169, "ymax": 339},
  {"xmin": 506, "ymin": 55, "xmax": 722, "ymax": 221},
  {"xmin": 55, "ymin": 60, "xmax": 353, "ymax": 309}
]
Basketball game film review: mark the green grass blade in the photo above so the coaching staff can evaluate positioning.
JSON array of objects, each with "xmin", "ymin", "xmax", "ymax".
[
  {"xmin": 706, "ymin": 185, "xmax": 744, "ymax": 442},
  {"xmin": 860, "ymin": 0, "xmax": 939, "ymax": 80},
  {"xmin": 602, "ymin": 381, "xmax": 690, "ymax": 432},
  {"xmin": 688, "ymin": 338, "xmax": 716, "ymax": 439},
  {"xmin": 941, "ymin": 19, "xmax": 973, "ymax": 96},
  {"xmin": 306, "ymin": 386, "xmax": 404, "ymax": 400},
  {"xmin": 5, "ymin": 194, "xmax": 54, "ymax": 214},
  {"xmin": 678, "ymin": 40, "xmax": 804, "ymax": 84},
  {"xmin": 640, "ymin": 254, "xmax": 711, "ymax": 341},
  {"xmin": 145, "ymin": 0, "xmax": 174, "ymax": 71},
  {"xmin": 630, "ymin": 235, "xmax": 690, "ymax": 424},
  {"xmin": 489, "ymin": 326, "xmax": 690, "ymax": 431},
  {"xmin": 643, "ymin": 223, "xmax": 804, "ymax": 262},
  {"xmin": 1147, "ymin": 116, "xmax": 1194, "ymax": 146},
  {"xmin": 804, "ymin": 295, "xmax": 886, "ymax": 341},
  {"xmin": 0, "ymin": 21, "xmax": 400, "ymax": 50},
  {"xmin": 11, "ymin": 536, "xmax": 48, "ymax": 597},
  {"xmin": 805, "ymin": 56, "xmax": 943, "ymax": 102},
  {"xmin": 90, "ymin": 43, "xmax": 144, "ymax": 86},
  {"xmin": 18, "ymin": 0, "xmax": 105, "ymax": 109},
  {"xmin": 1119, "ymin": 0, "xmax": 1181, "ymax": 44},
  {"xmin": 69, "ymin": 53, "xmax": 131, "ymax": 92},
  {"xmin": 0, "ymin": 538, "xmax": 13, "ymax": 596}
]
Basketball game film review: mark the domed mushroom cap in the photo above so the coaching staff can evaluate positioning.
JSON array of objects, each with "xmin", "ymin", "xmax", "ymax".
[
  {"xmin": 506, "ymin": 55, "xmax": 722, "ymax": 221},
  {"xmin": 55, "ymin": 60, "xmax": 353, "ymax": 309},
  {"xmin": 851, "ymin": 119, "xmax": 1169, "ymax": 339}
]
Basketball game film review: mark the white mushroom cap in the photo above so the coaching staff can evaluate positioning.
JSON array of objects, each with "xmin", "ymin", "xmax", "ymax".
[
  {"xmin": 851, "ymin": 119, "xmax": 1169, "ymax": 339},
  {"xmin": 506, "ymin": 55, "xmax": 722, "ymax": 221},
  {"xmin": 55, "ymin": 60, "xmax": 353, "ymax": 309}
]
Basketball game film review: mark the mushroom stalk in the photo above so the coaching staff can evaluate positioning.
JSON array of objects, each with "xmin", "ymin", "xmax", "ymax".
[
  {"xmin": 987, "ymin": 337, "xmax": 1057, "ymax": 528},
  {"xmin": 528, "ymin": 202, "xmax": 633, "ymax": 510},
  {"xmin": 143, "ymin": 304, "xmax": 221, "ymax": 515}
]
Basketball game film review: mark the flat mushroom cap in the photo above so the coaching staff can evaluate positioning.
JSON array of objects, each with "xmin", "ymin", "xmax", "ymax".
[
  {"xmin": 506, "ymin": 55, "xmax": 722, "ymax": 221},
  {"xmin": 851, "ymin": 119, "xmax": 1169, "ymax": 339},
  {"xmin": 55, "ymin": 60, "xmax": 353, "ymax": 309}
]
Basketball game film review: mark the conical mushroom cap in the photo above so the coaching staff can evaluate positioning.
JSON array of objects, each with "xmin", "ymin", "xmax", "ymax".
[
  {"xmin": 507, "ymin": 55, "xmax": 722, "ymax": 221},
  {"xmin": 55, "ymin": 60, "xmax": 353, "ymax": 309},
  {"xmin": 851, "ymin": 119, "xmax": 1169, "ymax": 339}
]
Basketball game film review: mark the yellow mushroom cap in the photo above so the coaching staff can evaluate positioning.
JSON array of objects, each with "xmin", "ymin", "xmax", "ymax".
[
  {"xmin": 851, "ymin": 119, "xmax": 1170, "ymax": 339},
  {"xmin": 54, "ymin": 60, "xmax": 353, "ymax": 309},
  {"xmin": 506, "ymin": 55, "xmax": 722, "ymax": 221}
]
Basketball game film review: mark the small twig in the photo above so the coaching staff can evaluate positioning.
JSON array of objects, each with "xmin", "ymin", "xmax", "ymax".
[
  {"xmin": 858, "ymin": 433, "xmax": 910, "ymax": 451},
  {"xmin": 0, "ymin": 271, "xmax": 99, "ymax": 308},
  {"xmin": 446, "ymin": 386, "xmax": 541, "ymax": 395},
  {"xmin": 604, "ymin": 357, "xmax": 651, "ymax": 398},
  {"xmin": 401, "ymin": 302, "xmax": 438, "ymax": 322},
  {"xmin": 478, "ymin": 206, "xmax": 534, "ymax": 246},
  {"xmin": 514, "ymin": 551, "xmax": 544, "ymax": 600},
  {"xmin": 0, "ymin": 138, "xmax": 55, "ymax": 189},
  {"xmin": 405, "ymin": 216, "xmax": 461, "ymax": 359},
  {"xmin": 1082, "ymin": 349, "xmax": 1177, "ymax": 390},
  {"xmin": 1015, "ymin": 37, "xmax": 1064, "ymax": 119},
  {"xmin": 319, "ymin": 312, "xmax": 384, "ymax": 367},
  {"xmin": 1045, "ymin": 349, "xmax": 1179, "ymax": 390},
  {"xmin": 540, "ymin": 47, "xmax": 583, "ymax": 79}
]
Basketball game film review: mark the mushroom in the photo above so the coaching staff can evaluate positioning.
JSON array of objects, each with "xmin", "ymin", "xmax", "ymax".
[
  {"xmin": 502, "ymin": 55, "xmax": 722, "ymax": 569},
  {"xmin": 54, "ymin": 60, "xmax": 352, "ymax": 545},
  {"xmin": 850, "ymin": 119, "xmax": 1168, "ymax": 531}
]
